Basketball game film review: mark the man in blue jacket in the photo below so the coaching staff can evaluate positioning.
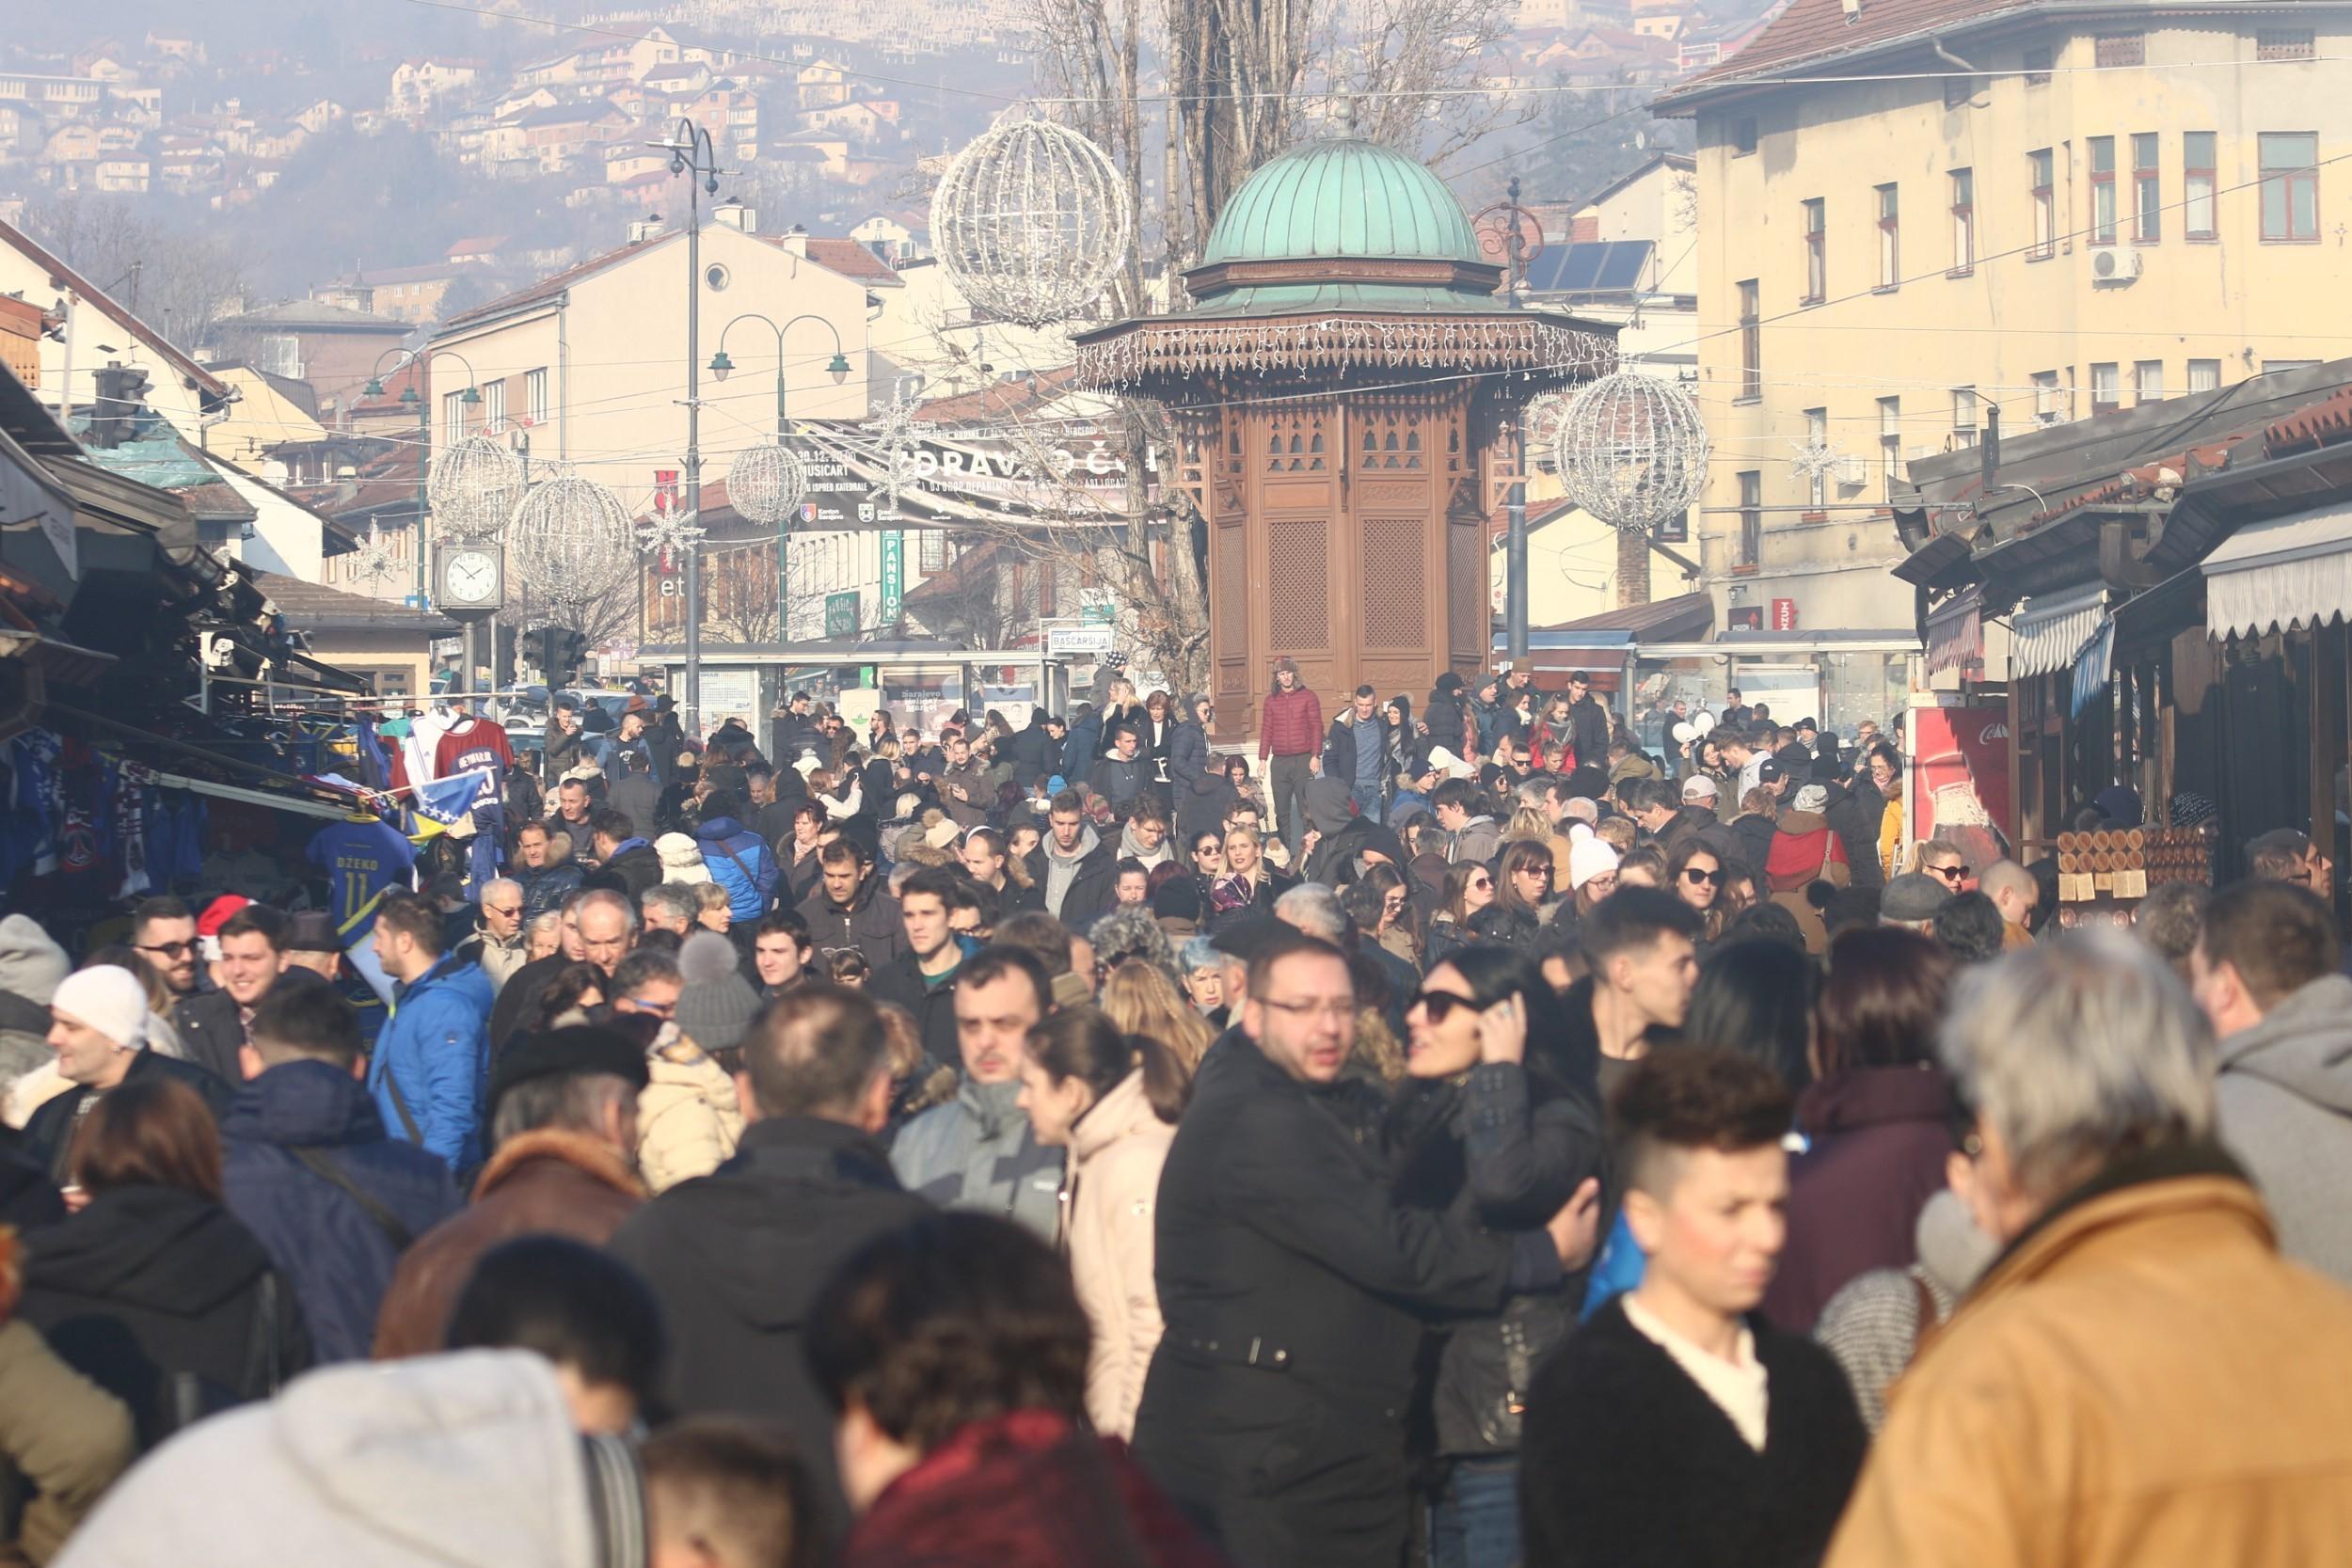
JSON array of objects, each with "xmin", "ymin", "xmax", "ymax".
[
  {"xmin": 694, "ymin": 787, "xmax": 780, "ymax": 920},
  {"xmin": 223, "ymin": 982, "xmax": 460, "ymax": 1361},
  {"xmin": 367, "ymin": 889, "xmax": 495, "ymax": 1173}
]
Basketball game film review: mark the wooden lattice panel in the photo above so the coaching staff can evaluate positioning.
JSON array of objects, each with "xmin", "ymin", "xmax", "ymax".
[
  {"xmin": 1267, "ymin": 517, "xmax": 1331, "ymax": 651},
  {"xmin": 1361, "ymin": 516, "xmax": 1426, "ymax": 648}
]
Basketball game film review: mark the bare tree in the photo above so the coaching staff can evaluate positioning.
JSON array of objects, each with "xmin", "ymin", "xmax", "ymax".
[
  {"xmin": 19, "ymin": 192, "xmax": 250, "ymax": 348},
  {"xmin": 1022, "ymin": 0, "xmax": 1150, "ymax": 319},
  {"xmin": 1317, "ymin": 0, "xmax": 1528, "ymax": 170}
]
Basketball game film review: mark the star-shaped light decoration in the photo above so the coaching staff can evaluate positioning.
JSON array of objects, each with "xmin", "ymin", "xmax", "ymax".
[
  {"xmin": 1789, "ymin": 438, "xmax": 1846, "ymax": 486},
  {"xmin": 861, "ymin": 381, "xmax": 936, "ymax": 522},
  {"xmin": 349, "ymin": 523, "xmax": 400, "ymax": 586}
]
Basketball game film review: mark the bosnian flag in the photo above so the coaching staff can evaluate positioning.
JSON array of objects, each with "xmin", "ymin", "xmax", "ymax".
[{"xmin": 406, "ymin": 768, "xmax": 494, "ymax": 839}]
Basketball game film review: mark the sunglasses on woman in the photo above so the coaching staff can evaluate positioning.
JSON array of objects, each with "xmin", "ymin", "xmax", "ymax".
[
  {"xmin": 1683, "ymin": 866, "xmax": 1723, "ymax": 886},
  {"xmin": 1468, "ymin": 876, "xmax": 1492, "ymax": 890},
  {"xmin": 1413, "ymin": 990, "xmax": 1478, "ymax": 1022}
]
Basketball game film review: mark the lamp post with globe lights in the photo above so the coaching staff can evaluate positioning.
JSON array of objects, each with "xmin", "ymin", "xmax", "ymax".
[
  {"xmin": 708, "ymin": 313, "xmax": 852, "ymax": 641},
  {"xmin": 647, "ymin": 114, "xmax": 722, "ymax": 734}
]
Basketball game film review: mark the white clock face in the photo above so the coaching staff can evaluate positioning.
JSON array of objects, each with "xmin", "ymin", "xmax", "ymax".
[{"xmin": 445, "ymin": 549, "xmax": 499, "ymax": 604}]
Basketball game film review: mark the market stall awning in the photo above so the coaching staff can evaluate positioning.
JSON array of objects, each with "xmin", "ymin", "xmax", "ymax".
[
  {"xmin": 2072, "ymin": 617, "xmax": 2115, "ymax": 718},
  {"xmin": 2109, "ymin": 567, "xmax": 2205, "ymax": 666},
  {"xmin": 1925, "ymin": 587, "xmax": 1983, "ymax": 677},
  {"xmin": 2007, "ymin": 581, "xmax": 2109, "ymax": 679},
  {"xmin": 2202, "ymin": 498, "xmax": 2352, "ymax": 639}
]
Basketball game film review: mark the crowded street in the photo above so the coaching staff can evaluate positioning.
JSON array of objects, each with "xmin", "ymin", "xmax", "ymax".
[{"xmin": 9, "ymin": 0, "xmax": 2352, "ymax": 1562}]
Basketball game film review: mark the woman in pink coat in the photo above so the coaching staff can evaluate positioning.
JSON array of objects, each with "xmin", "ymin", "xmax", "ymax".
[{"xmin": 1015, "ymin": 1008, "xmax": 1193, "ymax": 1438}]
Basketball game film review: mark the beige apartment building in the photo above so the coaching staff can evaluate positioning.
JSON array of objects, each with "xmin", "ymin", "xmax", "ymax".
[{"xmin": 1657, "ymin": 0, "xmax": 2352, "ymax": 631}]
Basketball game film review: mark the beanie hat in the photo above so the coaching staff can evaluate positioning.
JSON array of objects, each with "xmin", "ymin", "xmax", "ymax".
[
  {"xmin": 1567, "ymin": 829, "xmax": 1621, "ymax": 892},
  {"xmin": 52, "ymin": 965, "xmax": 151, "ymax": 1051},
  {"xmin": 655, "ymin": 833, "xmax": 712, "ymax": 884},
  {"xmin": 674, "ymin": 932, "xmax": 762, "ymax": 1052},
  {"xmin": 0, "ymin": 914, "xmax": 71, "ymax": 1007},
  {"xmin": 1880, "ymin": 871, "xmax": 1954, "ymax": 925}
]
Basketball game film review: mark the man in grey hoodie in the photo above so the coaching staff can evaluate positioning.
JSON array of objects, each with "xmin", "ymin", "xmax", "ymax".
[
  {"xmin": 1029, "ymin": 790, "xmax": 1107, "ymax": 923},
  {"xmin": 2190, "ymin": 879, "xmax": 2352, "ymax": 1286},
  {"xmin": 888, "ymin": 947, "xmax": 1063, "ymax": 1240}
]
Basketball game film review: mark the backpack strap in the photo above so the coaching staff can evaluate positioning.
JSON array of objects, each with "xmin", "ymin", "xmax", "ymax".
[
  {"xmin": 382, "ymin": 1069, "xmax": 425, "ymax": 1145},
  {"xmin": 288, "ymin": 1145, "xmax": 415, "ymax": 1251}
]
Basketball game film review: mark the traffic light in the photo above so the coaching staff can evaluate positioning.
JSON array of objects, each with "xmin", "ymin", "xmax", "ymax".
[
  {"xmin": 527, "ymin": 626, "xmax": 590, "ymax": 685},
  {"xmin": 554, "ymin": 629, "xmax": 587, "ymax": 684}
]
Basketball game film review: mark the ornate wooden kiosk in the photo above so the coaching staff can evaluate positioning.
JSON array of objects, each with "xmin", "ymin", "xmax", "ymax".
[{"xmin": 1074, "ymin": 138, "xmax": 1616, "ymax": 743}]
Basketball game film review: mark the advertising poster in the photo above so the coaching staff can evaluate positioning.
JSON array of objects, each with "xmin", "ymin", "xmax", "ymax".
[{"xmin": 1909, "ymin": 702, "xmax": 2013, "ymax": 867}]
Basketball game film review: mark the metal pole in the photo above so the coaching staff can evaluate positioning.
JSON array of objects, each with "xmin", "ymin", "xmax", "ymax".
[
  {"xmin": 775, "ymin": 358, "xmax": 788, "ymax": 643},
  {"xmin": 1507, "ymin": 425, "xmax": 1530, "ymax": 665},
  {"xmin": 683, "ymin": 147, "xmax": 704, "ymax": 741}
]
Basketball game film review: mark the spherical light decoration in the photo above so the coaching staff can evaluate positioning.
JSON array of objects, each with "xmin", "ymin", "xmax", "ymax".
[
  {"xmin": 507, "ymin": 473, "xmax": 638, "ymax": 605},
  {"xmin": 726, "ymin": 439, "xmax": 808, "ymax": 526},
  {"xmin": 1554, "ymin": 370, "xmax": 1710, "ymax": 533},
  {"xmin": 1522, "ymin": 389, "xmax": 1574, "ymax": 474},
  {"xmin": 930, "ymin": 115, "xmax": 1133, "ymax": 327},
  {"xmin": 427, "ymin": 435, "xmax": 525, "ymax": 538}
]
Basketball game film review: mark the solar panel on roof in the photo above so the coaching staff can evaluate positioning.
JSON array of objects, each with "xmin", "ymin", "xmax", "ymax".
[{"xmin": 1524, "ymin": 241, "xmax": 1654, "ymax": 297}]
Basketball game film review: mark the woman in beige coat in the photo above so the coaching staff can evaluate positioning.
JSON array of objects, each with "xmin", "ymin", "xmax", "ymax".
[
  {"xmin": 630, "ymin": 1023, "xmax": 743, "ymax": 1194},
  {"xmin": 1014, "ymin": 1007, "xmax": 1192, "ymax": 1439}
]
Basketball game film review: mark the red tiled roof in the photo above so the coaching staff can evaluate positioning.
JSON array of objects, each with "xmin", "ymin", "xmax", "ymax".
[
  {"xmin": 1658, "ymin": 0, "xmax": 2030, "ymax": 102},
  {"xmin": 797, "ymin": 237, "xmax": 900, "ymax": 285},
  {"xmin": 2266, "ymin": 386, "xmax": 2352, "ymax": 458},
  {"xmin": 441, "ymin": 230, "xmax": 682, "ymax": 328},
  {"xmin": 914, "ymin": 367, "xmax": 1079, "ymax": 425}
]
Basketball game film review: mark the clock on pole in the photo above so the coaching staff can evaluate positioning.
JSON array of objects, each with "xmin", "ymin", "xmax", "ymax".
[{"xmin": 436, "ymin": 544, "xmax": 504, "ymax": 619}]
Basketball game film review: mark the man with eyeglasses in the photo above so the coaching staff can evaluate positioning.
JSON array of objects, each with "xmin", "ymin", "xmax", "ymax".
[
  {"xmin": 453, "ymin": 878, "xmax": 532, "ymax": 993},
  {"xmin": 610, "ymin": 949, "xmax": 684, "ymax": 1023},
  {"xmin": 1135, "ymin": 931, "xmax": 1602, "ymax": 1568},
  {"xmin": 130, "ymin": 895, "xmax": 202, "ymax": 1003}
]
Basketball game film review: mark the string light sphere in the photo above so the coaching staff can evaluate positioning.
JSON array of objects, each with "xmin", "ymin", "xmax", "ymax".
[
  {"xmin": 426, "ymin": 435, "xmax": 525, "ymax": 538},
  {"xmin": 507, "ymin": 473, "xmax": 638, "ymax": 605},
  {"xmin": 726, "ymin": 439, "xmax": 809, "ymax": 526},
  {"xmin": 930, "ymin": 116, "xmax": 1133, "ymax": 327},
  {"xmin": 1554, "ymin": 370, "xmax": 1709, "ymax": 533}
]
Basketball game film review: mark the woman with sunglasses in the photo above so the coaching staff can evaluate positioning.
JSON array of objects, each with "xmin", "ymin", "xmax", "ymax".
[
  {"xmin": 1422, "ymin": 860, "xmax": 1496, "ymax": 973},
  {"xmin": 1184, "ymin": 829, "xmax": 1226, "ymax": 909},
  {"xmin": 1666, "ymin": 840, "xmax": 1729, "ymax": 944},
  {"xmin": 1358, "ymin": 860, "xmax": 1422, "ymax": 967},
  {"xmin": 1394, "ymin": 947, "xmax": 1605, "ymax": 1568},
  {"xmin": 1470, "ymin": 840, "xmax": 1555, "ymax": 959}
]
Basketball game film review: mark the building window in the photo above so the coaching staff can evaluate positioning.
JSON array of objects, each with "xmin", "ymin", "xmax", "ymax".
[
  {"xmin": 2134, "ymin": 360, "xmax": 2165, "ymax": 403},
  {"xmin": 525, "ymin": 368, "xmax": 548, "ymax": 424},
  {"xmin": 2132, "ymin": 133, "xmax": 2160, "ymax": 241},
  {"xmin": 1879, "ymin": 397, "xmax": 1901, "ymax": 494},
  {"xmin": 2185, "ymin": 132, "xmax": 2217, "ymax": 239},
  {"xmin": 257, "ymin": 334, "xmax": 302, "ymax": 378},
  {"xmin": 2090, "ymin": 362, "xmax": 2122, "ymax": 415},
  {"xmin": 2187, "ymin": 358, "xmax": 2222, "ymax": 394},
  {"xmin": 1733, "ymin": 117, "xmax": 1757, "ymax": 155},
  {"xmin": 1876, "ymin": 184, "xmax": 1899, "ymax": 287},
  {"xmin": 1737, "ymin": 470, "xmax": 1762, "ymax": 568},
  {"xmin": 2268, "ymin": 358, "xmax": 2323, "ymax": 375},
  {"xmin": 2029, "ymin": 149, "xmax": 2057, "ymax": 258},
  {"xmin": 442, "ymin": 390, "xmax": 467, "ymax": 446},
  {"xmin": 1803, "ymin": 408, "xmax": 1830, "ymax": 507},
  {"xmin": 1801, "ymin": 198, "xmax": 1825, "ymax": 303},
  {"xmin": 918, "ymin": 529, "xmax": 946, "ymax": 573},
  {"xmin": 2089, "ymin": 136, "xmax": 2118, "ymax": 244},
  {"xmin": 2261, "ymin": 132, "xmax": 2319, "ymax": 241},
  {"xmin": 1738, "ymin": 279, "xmax": 1761, "ymax": 400},
  {"xmin": 482, "ymin": 378, "xmax": 507, "ymax": 433},
  {"xmin": 2033, "ymin": 370, "xmax": 2062, "ymax": 424},
  {"xmin": 2024, "ymin": 45, "xmax": 2053, "ymax": 85},
  {"xmin": 2094, "ymin": 31, "xmax": 2144, "ymax": 67},
  {"xmin": 2255, "ymin": 28, "xmax": 2315, "ymax": 60},
  {"xmin": 1952, "ymin": 388, "xmax": 1979, "ymax": 448},
  {"xmin": 1949, "ymin": 168, "xmax": 1974, "ymax": 272}
]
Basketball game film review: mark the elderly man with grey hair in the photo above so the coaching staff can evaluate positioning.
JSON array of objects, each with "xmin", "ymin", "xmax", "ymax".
[
  {"xmin": 1826, "ymin": 932, "xmax": 2352, "ymax": 1568},
  {"xmin": 1273, "ymin": 881, "xmax": 1346, "ymax": 943},
  {"xmin": 640, "ymin": 882, "xmax": 700, "ymax": 939},
  {"xmin": 454, "ymin": 878, "xmax": 532, "ymax": 993}
]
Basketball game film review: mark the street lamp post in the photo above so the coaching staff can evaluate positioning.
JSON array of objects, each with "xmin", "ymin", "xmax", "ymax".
[
  {"xmin": 650, "ymin": 116, "xmax": 722, "ymax": 736},
  {"xmin": 365, "ymin": 346, "xmax": 486, "ymax": 689},
  {"xmin": 709, "ymin": 313, "xmax": 851, "ymax": 644}
]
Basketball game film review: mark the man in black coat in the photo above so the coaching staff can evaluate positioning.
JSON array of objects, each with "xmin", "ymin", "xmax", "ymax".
[
  {"xmin": 794, "ymin": 840, "xmax": 904, "ymax": 971},
  {"xmin": 1131, "ymin": 932, "xmax": 1586, "ymax": 1568},
  {"xmin": 1519, "ymin": 1049, "xmax": 1865, "ymax": 1568},
  {"xmin": 1565, "ymin": 671, "xmax": 1613, "ymax": 776},
  {"xmin": 30, "ymin": 966, "xmax": 233, "ymax": 1184},
  {"xmin": 609, "ymin": 984, "xmax": 927, "ymax": 1535},
  {"xmin": 864, "ymin": 867, "xmax": 966, "ymax": 1071},
  {"xmin": 1168, "ymin": 694, "xmax": 1231, "ymax": 843},
  {"xmin": 174, "ymin": 903, "xmax": 298, "ymax": 1084}
]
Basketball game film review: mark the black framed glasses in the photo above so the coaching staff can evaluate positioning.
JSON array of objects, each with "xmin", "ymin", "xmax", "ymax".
[
  {"xmin": 1683, "ymin": 867, "xmax": 1723, "ymax": 886},
  {"xmin": 135, "ymin": 939, "xmax": 196, "ymax": 958},
  {"xmin": 1926, "ymin": 863, "xmax": 1967, "ymax": 883}
]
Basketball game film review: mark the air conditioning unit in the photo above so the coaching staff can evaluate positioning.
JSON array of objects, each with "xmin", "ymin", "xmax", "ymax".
[
  {"xmin": 2090, "ymin": 245, "xmax": 2143, "ymax": 283},
  {"xmin": 1833, "ymin": 454, "xmax": 1870, "ymax": 486}
]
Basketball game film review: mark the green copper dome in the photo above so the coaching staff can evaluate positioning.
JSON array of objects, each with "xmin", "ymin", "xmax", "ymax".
[{"xmin": 1201, "ymin": 138, "xmax": 1482, "ymax": 268}]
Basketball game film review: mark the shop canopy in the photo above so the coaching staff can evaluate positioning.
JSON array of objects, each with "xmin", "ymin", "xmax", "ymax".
[
  {"xmin": 2202, "ymin": 498, "xmax": 2352, "ymax": 640},
  {"xmin": 2006, "ymin": 581, "xmax": 2109, "ymax": 679}
]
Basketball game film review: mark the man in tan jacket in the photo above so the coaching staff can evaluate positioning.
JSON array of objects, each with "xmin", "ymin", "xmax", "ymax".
[{"xmin": 1827, "ymin": 933, "xmax": 2352, "ymax": 1567}]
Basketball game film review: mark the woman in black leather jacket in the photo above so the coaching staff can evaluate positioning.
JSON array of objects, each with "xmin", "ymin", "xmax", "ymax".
[{"xmin": 1388, "ymin": 945, "xmax": 1605, "ymax": 1568}]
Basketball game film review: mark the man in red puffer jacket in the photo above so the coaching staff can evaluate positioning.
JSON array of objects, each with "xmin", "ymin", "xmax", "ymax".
[
  {"xmin": 1256, "ymin": 657, "xmax": 1323, "ymax": 864},
  {"xmin": 1766, "ymin": 782, "xmax": 1851, "ymax": 955}
]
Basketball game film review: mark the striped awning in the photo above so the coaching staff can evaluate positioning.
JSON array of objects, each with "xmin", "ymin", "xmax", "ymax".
[
  {"xmin": 1924, "ymin": 587, "xmax": 1983, "ymax": 676},
  {"xmin": 2071, "ymin": 616, "xmax": 2115, "ymax": 717},
  {"xmin": 2008, "ymin": 581, "xmax": 2109, "ymax": 679},
  {"xmin": 2203, "ymin": 499, "xmax": 2352, "ymax": 640}
]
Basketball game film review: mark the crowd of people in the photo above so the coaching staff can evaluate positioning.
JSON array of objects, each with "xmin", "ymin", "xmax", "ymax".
[{"xmin": 2, "ymin": 661, "xmax": 2351, "ymax": 1568}]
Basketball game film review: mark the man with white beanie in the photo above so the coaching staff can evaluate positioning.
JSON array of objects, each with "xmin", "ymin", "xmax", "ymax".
[{"xmin": 24, "ymin": 965, "xmax": 230, "ymax": 1183}]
